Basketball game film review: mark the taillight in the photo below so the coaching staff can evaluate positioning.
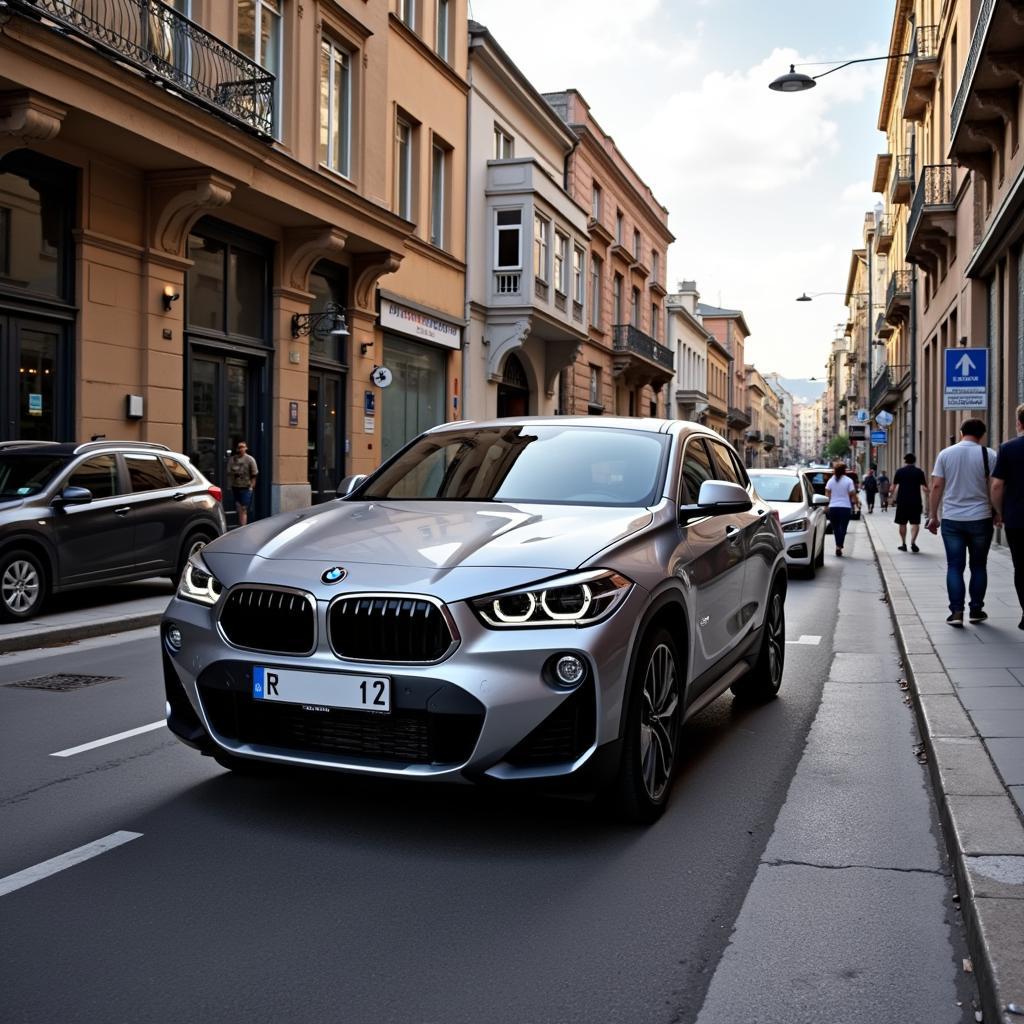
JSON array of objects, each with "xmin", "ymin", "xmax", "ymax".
[{"xmin": 208, "ymin": 485, "xmax": 223, "ymax": 502}]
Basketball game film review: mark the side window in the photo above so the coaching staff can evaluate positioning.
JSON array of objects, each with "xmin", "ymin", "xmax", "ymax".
[
  {"xmin": 126, "ymin": 455, "xmax": 171, "ymax": 493},
  {"xmin": 708, "ymin": 439, "xmax": 748, "ymax": 488},
  {"xmin": 680, "ymin": 438, "xmax": 716, "ymax": 504},
  {"xmin": 161, "ymin": 456, "xmax": 193, "ymax": 485},
  {"xmin": 68, "ymin": 455, "xmax": 119, "ymax": 499}
]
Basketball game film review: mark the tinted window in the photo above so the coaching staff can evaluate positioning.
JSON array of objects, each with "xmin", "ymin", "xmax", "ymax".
[
  {"xmin": 749, "ymin": 474, "xmax": 803, "ymax": 502},
  {"xmin": 161, "ymin": 456, "xmax": 193, "ymax": 485},
  {"xmin": 362, "ymin": 426, "xmax": 669, "ymax": 507},
  {"xmin": 0, "ymin": 455, "xmax": 67, "ymax": 497},
  {"xmin": 69, "ymin": 455, "xmax": 119, "ymax": 499},
  {"xmin": 707, "ymin": 439, "xmax": 745, "ymax": 487},
  {"xmin": 681, "ymin": 438, "xmax": 716, "ymax": 503},
  {"xmin": 126, "ymin": 455, "xmax": 170, "ymax": 492}
]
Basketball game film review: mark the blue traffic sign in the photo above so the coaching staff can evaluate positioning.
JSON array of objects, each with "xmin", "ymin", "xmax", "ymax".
[
  {"xmin": 870, "ymin": 429, "xmax": 887, "ymax": 445},
  {"xmin": 944, "ymin": 348, "xmax": 988, "ymax": 410}
]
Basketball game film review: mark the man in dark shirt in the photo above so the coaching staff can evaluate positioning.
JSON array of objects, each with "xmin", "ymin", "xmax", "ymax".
[
  {"xmin": 891, "ymin": 452, "xmax": 929, "ymax": 552},
  {"xmin": 991, "ymin": 403, "xmax": 1024, "ymax": 628}
]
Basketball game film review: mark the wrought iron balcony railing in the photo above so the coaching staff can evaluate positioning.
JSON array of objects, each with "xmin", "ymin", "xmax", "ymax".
[
  {"xmin": 951, "ymin": 0, "xmax": 995, "ymax": 141},
  {"xmin": 891, "ymin": 154, "xmax": 914, "ymax": 204},
  {"xmin": 611, "ymin": 324, "xmax": 674, "ymax": 372},
  {"xmin": 901, "ymin": 25, "xmax": 939, "ymax": 116},
  {"xmin": 12, "ymin": 0, "xmax": 275, "ymax": 135},
  {"xmin": 870, "ymin": 364, "xmax": 911, "ymax": 411},
  {"xmin": 908, "ymin": 164, "xmax": 955, "ymax": 246},
  {"xmin": 728, "ymin": 406, "xmax": 751, "ymax": 428},
  {"xmin": 762, "ymin": 433, "xmax": 776, "ymax": 448},
  {"xmin": 886, "ymin": 270, "xmax": 912, "ymax": 314}
]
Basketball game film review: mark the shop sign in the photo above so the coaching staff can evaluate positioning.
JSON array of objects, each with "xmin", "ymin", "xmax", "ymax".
[
  {"xmin": 28, "ymin": 394, "xmax": 42, "ymax": 417},
  {"xmin": 380, "ymin": 300, "xmax": 461, "ymax": 350}
]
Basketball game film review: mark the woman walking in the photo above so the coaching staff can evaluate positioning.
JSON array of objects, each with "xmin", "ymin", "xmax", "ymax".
[
  {"xmin": 878, "ymin": 470, "xmax": 891, "ymax": 511},
  {"xmin": 826, "ymin": 461, "xmax": 860, "ymax": 557},
  {"xmin": 863, "ymin": 467, "xmax": 879, "ymax": 513}
]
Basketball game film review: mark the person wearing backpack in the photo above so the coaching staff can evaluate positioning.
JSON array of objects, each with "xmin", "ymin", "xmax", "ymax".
[{"xmin": 925, "ymin": 419, "xmax": 998, "ymax": 627}]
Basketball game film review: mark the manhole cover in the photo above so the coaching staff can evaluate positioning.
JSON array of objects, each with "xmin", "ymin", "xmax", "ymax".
[{"xmin": 6, "ymin": 674, "xmax": 121, "ymax": 692}]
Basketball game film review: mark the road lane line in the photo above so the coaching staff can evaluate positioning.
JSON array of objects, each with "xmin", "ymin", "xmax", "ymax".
[
  {"xmin": 50, "ymin": 721, "xmax": 165, "ymax": 758},
  {"xmin": 0, "ymin": 831, "xmax": 142, "ymax": 897},
  {"xmin": 785, "ymin": 635, "xmax": 822, "ymax": 646}
]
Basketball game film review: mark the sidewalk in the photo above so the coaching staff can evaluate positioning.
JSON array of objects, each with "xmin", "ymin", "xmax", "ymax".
[
  {"xmin": 0, "ymin": 578, "xmax": 173, "ymax": 654},
  {"xmin": 863, "ymin": 511, "xmax": 1024, "ymax": 1024}
]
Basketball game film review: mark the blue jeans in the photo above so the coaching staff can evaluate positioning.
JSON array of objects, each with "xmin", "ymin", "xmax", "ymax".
[
  {"xmin": 829, "ymin": 507, "xmax": 852, "ymax": 550},
  {"xmin": 940, "ymin": 518, "xmax": 994, "ymax": 613}
]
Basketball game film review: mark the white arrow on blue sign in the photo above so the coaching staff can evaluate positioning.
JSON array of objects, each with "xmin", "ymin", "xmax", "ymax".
[{"xmin": 943, "ymin": 347, "xmax": 988, "ymax": 410}]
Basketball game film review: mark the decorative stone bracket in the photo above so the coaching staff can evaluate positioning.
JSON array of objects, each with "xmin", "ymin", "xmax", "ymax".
[
  {"xmin": 0, "ymin": 91, "xmax": 66, "ymax": 158},
  {"xmin": 146, "ymin": 168, "xmax": 235, "ymax": 257},
  {"xmin": 486, "ymin": 318, "xmax": 532, "ymax": 382},
  {"xmin": 352, "ymin": 251, "xmax": 403, "ymax": 312},
  {"xmin": 282, "ymin": 226, "xmax": 348, "ymax": 293}
]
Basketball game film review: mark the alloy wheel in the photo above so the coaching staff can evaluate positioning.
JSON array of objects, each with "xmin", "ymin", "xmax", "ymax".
[
  {"xmin": 639, "ymin": 642, "xmax": 679, "ymax": 802},
  {"xmin": 766, "ymin": 591, "xmax": 785, "ymax": 684},
  {"xmin": 186, "ymin": 537, "xmax": 208, "ymax": 562},
  {"xmin": 2, "ymin": 559, "xmax": 40, "ymax": 615}
]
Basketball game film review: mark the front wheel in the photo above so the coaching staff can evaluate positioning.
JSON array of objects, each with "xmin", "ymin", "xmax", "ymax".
[
  {"xmin": 731, "ymin": 582, "xmax": 785, "ymax": 702},
  {"xmin": 0, "ymin": 549, "xmax": 49, "ymax": 622},
  {"xmin": 608, "ymin": 628, "xmax": 682, "ymax": 824}
]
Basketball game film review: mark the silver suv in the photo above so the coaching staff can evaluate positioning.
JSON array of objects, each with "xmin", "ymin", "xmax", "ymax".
[{"xmin": 162, "ymin": 418, "xmax": 786, "ymax": 822}]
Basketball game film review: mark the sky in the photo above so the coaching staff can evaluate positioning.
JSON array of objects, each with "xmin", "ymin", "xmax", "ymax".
[{"xmin": 467, "ymin": 0, "xmax": 894, "ymax": 380}]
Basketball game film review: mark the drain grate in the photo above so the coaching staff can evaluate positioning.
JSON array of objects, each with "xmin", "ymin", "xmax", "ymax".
[{"xmin": 6, "ymin": 673, "xmax": 122, "ymax": 692}]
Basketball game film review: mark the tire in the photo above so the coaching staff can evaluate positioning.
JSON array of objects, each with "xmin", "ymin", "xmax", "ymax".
[
  {"xmin": 731, "ymin": 581, "xmax": 786, "ymax": 702},
  {"xmin": 174, "ymin": 531, "xmax": 213, "ymax": 583},
  {"xmin": 814, "ymin": 535, "xmax": 826, "ymax": 568},
  {"xmin": 608, "ymin": 627, "xmax": 682, "ymax": 824},
  {"xmin": 0, "ymin": 548, "xmax": 49, "ymax": 623}
]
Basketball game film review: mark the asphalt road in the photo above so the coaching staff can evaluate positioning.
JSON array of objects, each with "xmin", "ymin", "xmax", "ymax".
[{"xmin": 0, "ymin": 523, "xmax": 977, "ymax": 1024}]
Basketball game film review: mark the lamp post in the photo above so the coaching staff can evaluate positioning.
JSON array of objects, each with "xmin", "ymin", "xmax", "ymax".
[{"xmin": 768, "ymin": 53, "xmax": 912, "ymax": 93}]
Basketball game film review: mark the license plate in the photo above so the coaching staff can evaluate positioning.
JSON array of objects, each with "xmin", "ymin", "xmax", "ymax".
[{"xmin": 252, "ymin": 666, "xmax": 390, "ymax": 713}]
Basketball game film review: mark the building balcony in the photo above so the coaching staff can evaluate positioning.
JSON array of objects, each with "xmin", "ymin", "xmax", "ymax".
[
  {"xmin": 901, "ymin": 25, "xmax": 939, "ymax": 122},
  {"xmin": 762, "ymin": 433, "xmax": 776, "ymax": 450},
  {"xmin": 587, "ymin": 216, "xmax": 614, "ymax": 246},
  {"xmin": 675, "ymin": 387, "xmax": 708, "ymax": 405},
  {"xmin": 884, "ymin": 270, "xmax": 912, "ymax": 326},
  {"xmin": 10, "ymin": 0, "xmax": 275, "ymax": 135},
  {"xmin": 869, "ymin": 364, "xmax": 910, "ymax": 412},
  {"xmin": 890, "ymin": 154, "xmax": 914, "ymax": 205},
  {"xmin": 876, "ymin": 216, "xmax": 893, "ymax": 255},
  {"xmin": 745, "ymin": 429, "xmax": 762, "ymax": 444},
  {"xmin": 872, "ymin": 152, "xmax": 893, "ymax": 193},
  {"xmin": 611, "ymin": 324, "xmax": 675, "ymax": 388},
  {"xmin": 728, "ymin": 406, "xmax": 751, "ymax": 429},
  {"xmin": 906, "ymin": 164, "xmax": 956, "ymax": 269},
  {"xmin": 950, "ymin": 0, "xmax": 1023, "ymax": 185}
]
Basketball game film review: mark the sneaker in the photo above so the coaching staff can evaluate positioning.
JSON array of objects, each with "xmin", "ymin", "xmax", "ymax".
[
  {"xmin": 911, "ymin": 544, "xmax": 920, "ymax": 553},
  {"xmin": 835, "ymin": 549, "xmax": 843, "ymax": 557},
  {"xmin": 898, "ymin": 544, "xmax": 908, "ymax": 552},
  {"xmin": 946, "ymin": 612, "xmax": 964, "ymax": 627},
  {"xmin": 968, "ymin": 610, "xmax": 988, "ymax": 624}
]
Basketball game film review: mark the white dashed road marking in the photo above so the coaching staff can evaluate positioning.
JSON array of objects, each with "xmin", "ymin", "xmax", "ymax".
[
  {"xmin": 50, "ymin": 721, "xmax": 165, "ymax": 758},
  {"xmin": 785, "ymin": 635, "xmax": 822, "ymax": 646},
  {"xmin": 0, "ymin": 832, "xmax": 143, "ymax": 897}
]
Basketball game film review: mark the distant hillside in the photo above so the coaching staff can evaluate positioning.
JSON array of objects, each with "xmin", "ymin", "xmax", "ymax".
[{"xmin": 776, "ymin": 378, "xmax": 826, "ymax": 405}]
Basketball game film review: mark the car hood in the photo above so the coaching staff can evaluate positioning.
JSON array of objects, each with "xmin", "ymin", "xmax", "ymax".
[
  {"xmin": 207, "ymin": 500, "xmax": 653, "ymax": 571},
  {"xmin": 765, "ymin": 500, "xmax": 809, "ymax": 523}
]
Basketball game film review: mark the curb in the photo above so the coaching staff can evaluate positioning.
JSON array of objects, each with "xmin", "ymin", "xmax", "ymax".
[
  {"xmin": 864, "ymin": 519, "xmax": 1024, "ymax": 1024},
  {"xmin": 0, "ymin": 612, "xmax": 164, "ymax": 654}
]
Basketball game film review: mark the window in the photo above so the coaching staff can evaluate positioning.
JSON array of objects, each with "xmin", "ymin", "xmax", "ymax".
[
  {"xmin": 495, "ymin": 209, "xmax": 522, "ymax": 269},
  {"xmin": 494, "ymin": 126, "xmax": 514, "ymax": 159},
  {"xmin": 396, "ymin": 118, "xmax": 413, "ymax": 220},
  {"xmin": 554, "ymin": 231, "xmax": 568, "ymax": 294},
  {"xmin": 161, "ymin": 456, "xmax": 194, "ymax": 485},
  {"xmin": 398, "ymin": 0, "xmax": 415, "ymax": 29},
  {"xmin": 633, "ymin": 229, "xmax": 641, "ymax": 259},
  {"xmin": 591, "ymin": 182, "xmax": 602, "ymax": 220},
  {"xmin": 590, "ymin": 254, "xmax": 603, "ymax": 327},
  {"xmin": 681, "ymin": 438, "xmax": 715, "ymax": 504},
  {"xmin": 651, "ymin": 304, "xmax": 659, "ymax": 341},
  {"xmin": 708, "ymin": 438, "xmax": 747, "ymax": 487},
  {"xmin": 652, "ymin": 250, "xmax": 659, "ymax": 278},
  {"xmin": 69, "ymin": 455, "xmax": 119, "ymax": 499},
  {"xmin": 573, "ymin": 245, "xmax": 585, "ymax": 305},
  {"xmin": 631, "ymin": 286, "xmax": 640, "ymax": 327},
  {"xmin": 237, "ymin": 0, "xmax": 282, "ymax": 136},
  {"xmin": 436, "ymin": 0, "xmax": 450, "ymax": 58},
  {"xmin": 126, "ymin": 455, "xmax": 171, "ymax": 492},
  {"xmin": 613, "ymin": 273, "xmax": 623, "ymax": 324},
  {"xmin": 319, "ymin": 38, "xmax": 352, "ymax": 177},
  {"xmin": 533, "ymin": 213, "xmax": 549, "ymax": 282},
  {"xmin": 589, "ymin": 365, "xmax": 601, "ymax": 406},
  {"xmin": 430, "ymin": 142, "xmax": 447, "ymax": 249},
  {"xmin": 615, "ymin": 210, "xmax": 623, "ymax": 244}
]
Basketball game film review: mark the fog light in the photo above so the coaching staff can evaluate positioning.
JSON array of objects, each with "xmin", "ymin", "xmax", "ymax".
[
  {"xmin": 165, "ymin": 623, "xmax": 183, "ymax": 652},
  {"xmin": 554, "ymin": 654, "xmax": 585, "ymax": 687}
]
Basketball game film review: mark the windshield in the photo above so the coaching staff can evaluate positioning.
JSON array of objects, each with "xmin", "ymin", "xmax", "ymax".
[
  {"xmin": 361, "ymin": 425, "xmax": 670, "ymax": 506},
  {"xmin": 0, "ymin": 455, "xmax": 68, "ymax": 498},
  {"xmin": 750, "ymin": 474, "xmax": 803, "ymax": 502}
]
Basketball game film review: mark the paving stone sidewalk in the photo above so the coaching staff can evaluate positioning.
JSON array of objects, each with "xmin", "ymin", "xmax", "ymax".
[{"xmin": 863, "ymin": 510, "xmax": 1024, "ymax": 1024}]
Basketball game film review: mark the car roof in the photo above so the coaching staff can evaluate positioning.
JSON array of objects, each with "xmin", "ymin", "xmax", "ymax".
[
  {"xmin": 0, "ymin": 440, "xmax": 174, "ymax": 457},
  {"xmin": 424, "ymin": 416, "xmax": 709, "ymax": 438}
]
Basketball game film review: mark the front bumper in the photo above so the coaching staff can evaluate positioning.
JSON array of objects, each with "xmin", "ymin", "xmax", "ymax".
[
  {"xmin": 161, "ymin": 584, "xmax": 646, "ymax": 784},
  {"xmin": 780, "ymin": 526, "xmax": 814, "ymax": 566}
]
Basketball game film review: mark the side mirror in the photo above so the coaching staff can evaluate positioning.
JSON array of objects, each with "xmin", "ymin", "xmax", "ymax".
[
  {"xmin": 336, "ymin": 474, "xmax": 368, "ymax": 498},
  {"xmin": 680, "ymin": 480, "xmax": 753, "ymax": 522},
  {"xmin": 811, "ymin": 494, "xmax": 828, "ymax": 507},
  {"xmin": 53, "ymin": 485, "xmax": 93, "ymax": 507}
]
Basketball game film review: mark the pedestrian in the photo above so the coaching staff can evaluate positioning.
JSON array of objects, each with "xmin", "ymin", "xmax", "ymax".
[
  {"xmin": 891, "ymin": 452, "xmax": 928, "ymax": 552},
  {"xmin": 228, "ymin": 439, "xmax": 258, "ymax": 527},
  {"xmin": 878, "ymin": 470, "xmax": 891, "ymax": 511},
  {"xmin": 991, "ymin": 403, "xmax": 1024, "ymax": 629},
  {"xmin": 926, "ymin": 419, "xmax": 997, "ymax": 627},
  {"xmin": 862, "ymin": 466, "xmax": 879, "ymax": 513},
  {"xmin": 825, "ymin": 461, "xmax": 859, "ymax": 557}
]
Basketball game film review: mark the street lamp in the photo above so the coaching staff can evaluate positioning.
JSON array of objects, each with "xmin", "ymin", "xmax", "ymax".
[
  {"xmin": 290, "ymin": 302, "xmax": 350, "ymax": 339},
  {"xmin": 768, "ymin": 53, "xmax": 912, "ymax": 93},
  {"xmin": 795, "ymin": 291, "xmax": 867, "ymax": 302}
]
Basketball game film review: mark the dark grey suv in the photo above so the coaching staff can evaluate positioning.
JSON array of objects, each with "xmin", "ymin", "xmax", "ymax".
[{"xmin": 0, "ymin": 440, "xmax": 226, "ymax": 622}]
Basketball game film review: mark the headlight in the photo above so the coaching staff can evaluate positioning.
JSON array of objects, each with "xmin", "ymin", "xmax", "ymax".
[
  {"xmin": 471, "ymin": 570, "xmax": 633, "ymax": 629},
  {"xmin": 782, "ymin": 518, "xmax": 809, "ymax": 533},
  {"xmin": 177, "ymin": 554, "xmax": 223, "ymax": 606}
]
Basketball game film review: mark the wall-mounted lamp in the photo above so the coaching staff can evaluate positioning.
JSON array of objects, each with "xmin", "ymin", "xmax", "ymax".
[
  {"xmin": 161, "ymin": 285, "xmax": 180, "ymax": 312},
  {"xmin": 291, "ymin": 302, "xmax": 350, "ymax": 339},
  {"xmin": 360, "ymin": 341, "xmax": 374, "ymax": 356}
]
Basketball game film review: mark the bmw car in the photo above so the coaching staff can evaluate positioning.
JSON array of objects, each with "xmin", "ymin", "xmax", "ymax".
[
  {"xmin": 162, "ymin": 418, "xmax": 787, "ymax": 822},
  {"xmin": 748, "ymin": 469, "xmax": 828, "ymax": 577}
]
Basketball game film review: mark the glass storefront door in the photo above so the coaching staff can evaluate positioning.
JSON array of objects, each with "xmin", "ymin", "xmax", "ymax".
[
  {"xmin": 0, "ymin": 316, "xmax": 68, "ymax": 442},
  {"xmin": 308, "ymin": 370, "xmax": 345, "ymax": 503},
  {"xmin": 381, "ymin": 335, "xmax": 445, "ymax": 461}
]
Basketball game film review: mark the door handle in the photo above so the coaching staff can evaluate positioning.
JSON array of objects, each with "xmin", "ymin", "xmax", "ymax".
[
  {"xmin": 725, "ymin": 525, "xmax": 741, "ymax": 539},
  {"xmin": 172, "ymin": 492, "xmax": 187, "ymax": 501},
  {"xmin": 756, "ymin": 508, "xmax": 768, "ymax": 516},
  {"xmin": 114, "ymin": 506, "xmax": 131, "ymax": 516}
]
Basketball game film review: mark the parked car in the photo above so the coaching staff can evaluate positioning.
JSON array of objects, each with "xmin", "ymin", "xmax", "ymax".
[
  {"xmin": 748, "ymin": 469, "xmax": 828, "ymax": 577},
  {"xmin": 162, "ymin": 417, "xmax": 787, "ymax": 823},
  {"xmin": 0, "ymin": 440, "xmax": 226, "ymax": 622}
]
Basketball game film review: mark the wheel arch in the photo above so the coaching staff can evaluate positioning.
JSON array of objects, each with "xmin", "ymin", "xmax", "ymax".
[{"xmin": 0, "ymin": 534, "xmax": 57, "ymax": 589}]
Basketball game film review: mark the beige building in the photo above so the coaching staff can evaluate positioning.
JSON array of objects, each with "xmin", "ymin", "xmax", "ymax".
[
  {"xmin": 666, "ymin": 281, "xmax": 711, "ymax": 423},
  {"xmin": 699, "ymin": 303, "xmax": 752, "ymax": 462},
  {"xmin": 0, "ymin": 0, "xmax": 466, "ymax": 520},
  {"xmin": 704, "ymin": 335, "xmax": 731, "ymax": 437}
]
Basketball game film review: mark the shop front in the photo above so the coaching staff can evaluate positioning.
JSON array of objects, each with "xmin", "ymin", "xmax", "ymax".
[{"xmin": 379, "ymin": 294, "xmax": 462, "ymax": 462}]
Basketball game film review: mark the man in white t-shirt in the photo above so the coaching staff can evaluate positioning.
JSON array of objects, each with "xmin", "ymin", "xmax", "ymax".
[{"xmin": 926, "ymin": 419, "xmax": 998, "ymax": 626}]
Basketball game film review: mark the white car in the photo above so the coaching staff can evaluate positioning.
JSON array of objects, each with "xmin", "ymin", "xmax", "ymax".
[{"xmin": 749, "ymin": 469, "xmax": 828, "ymax": 577}]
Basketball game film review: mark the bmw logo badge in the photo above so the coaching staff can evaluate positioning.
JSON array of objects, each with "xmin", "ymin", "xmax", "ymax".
[{"xmin": 321, "ymin": 566, "xmax": 347, "ymax": 584}]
